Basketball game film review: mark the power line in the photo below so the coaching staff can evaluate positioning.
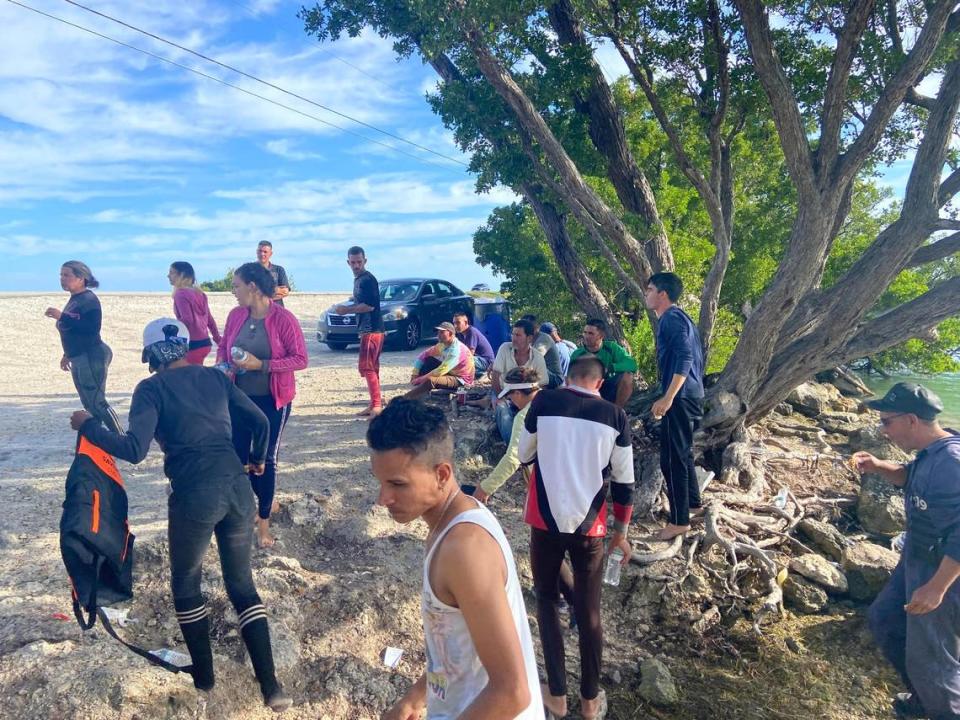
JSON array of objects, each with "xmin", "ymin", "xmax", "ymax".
[
  {"xmin": 3, "ymin": 0, "xmax": 465, "ymax": 170},
  {"xmin": 59, "ymin": 0, "xmax": 467, "ymax": 166}
]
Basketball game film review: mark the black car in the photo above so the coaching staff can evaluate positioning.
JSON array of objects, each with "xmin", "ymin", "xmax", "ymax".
[{"xmin": 317, "ymin": 278, "xmax": 475, "ymax": 351}]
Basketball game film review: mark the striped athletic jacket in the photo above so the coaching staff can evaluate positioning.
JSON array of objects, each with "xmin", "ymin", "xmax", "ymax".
[{"xmin": 518, "ymin": 385, "xmax": 634, "ymax": 537}]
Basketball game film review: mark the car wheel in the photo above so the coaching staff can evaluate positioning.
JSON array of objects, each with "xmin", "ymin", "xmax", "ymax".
[
  {"xmin": 402, "ymin": 318, "xmax": 421, "ymax": 351},
  {"xmin": 326, "ymin": 341, "xmax": 349, "ymax": 351}
]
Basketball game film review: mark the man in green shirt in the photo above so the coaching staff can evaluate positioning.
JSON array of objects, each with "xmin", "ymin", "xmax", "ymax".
[{"xmin": 570, "ymin": 318, "xmax": 637, "ymax": 407}]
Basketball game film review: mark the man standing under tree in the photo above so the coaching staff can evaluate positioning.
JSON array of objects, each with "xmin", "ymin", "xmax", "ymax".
[
  {"xmin": 368, "ymin": 399, "xmax": 543, "ymax": 719},
  {"xmin": 644, "ymin": 272, "xmax": 705, "ymax": 542},
  {"xmin": 255, "ymin": 241, "xmax": 290, "ymax": 306},
  {"xmin": 854, "ymin": 383, "xmax": 960, "ymax": 720},
  {"xmin": 336, "ymin": 246, "xmax": 384, "ymax": 418}
]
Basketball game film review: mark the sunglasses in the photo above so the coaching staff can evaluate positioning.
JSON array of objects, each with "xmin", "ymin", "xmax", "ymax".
[{"xmin": 879, "ymin": 413, "xmax": 907, "ymax": 427}]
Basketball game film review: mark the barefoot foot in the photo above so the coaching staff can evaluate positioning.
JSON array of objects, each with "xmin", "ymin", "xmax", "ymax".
[{"xmin": 656, "ymin": 524, "xmax": 690, "ymax": 541}]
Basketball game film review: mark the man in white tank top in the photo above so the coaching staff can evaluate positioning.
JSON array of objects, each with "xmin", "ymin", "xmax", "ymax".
[{"xmin": 367, "ymin": 399, "xmax": 544, "ymax": 720}]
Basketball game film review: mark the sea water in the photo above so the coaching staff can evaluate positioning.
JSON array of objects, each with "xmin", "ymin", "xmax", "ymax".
[{"xmin": 861, "ymin": 372, "xmax": 960, "ymax": 427}]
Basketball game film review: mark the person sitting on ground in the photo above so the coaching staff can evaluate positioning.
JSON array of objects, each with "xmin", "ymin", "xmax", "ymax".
[
  {"xmin": 368, "ymin": 399, "xmax": 543, "ymax": 719},
  {"xmin": 403, "ymin": 321, "xmax": 475, "ymax": 401},
  {"xmin": 540, "ymin": 321, "xmax": 574, "ymax": 377},
  {"xmin": 491, "ymin": 320, "xmax": 548, "ymax": 443},
  {"xmin": 570, "ymin": 318, "xmax": 637, "ymax": 407},
  {"xmin": 69, "ymin": 318, "xmax": 291, "ymax": 711},
  {"xmin": 453, "ymin": 311, "xmax": 494, "ymax": 379},
  {"xmin": 520, "ymin": 314, "xmax": 563, "ymax": 389}
]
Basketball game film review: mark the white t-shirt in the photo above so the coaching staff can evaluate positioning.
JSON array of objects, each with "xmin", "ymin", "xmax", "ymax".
[
  {"xmin": 421, "ymin": 501, "xmax": 543, "ymax": 719},
  {"xmin": 492, "ymin": 342, "xmax": 548, "ymax": 385}
]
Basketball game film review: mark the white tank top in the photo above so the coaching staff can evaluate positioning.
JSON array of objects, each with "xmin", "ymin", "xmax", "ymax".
[{"xmin": 421, "ymin": 499, "xmax": 544, "ymax": 719}]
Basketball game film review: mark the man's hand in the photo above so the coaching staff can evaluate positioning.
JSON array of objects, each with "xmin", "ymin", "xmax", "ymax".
[
  {"xmin": 247, "ymin": 463, "xmax": 266, "ymax": 476},
  {"xmin": 70, "ymin": 410, "xmax": 93, "ymax": 431},
  {"xmin": 44, "ymin": 307, "xmax": 61, "ymax": 320},
  {"xmin": 60, "ymin": 355, "xmax": 71, "ymax": 372},
  {"xmin": 334, "ymin": 304, "xmax": 351, "ymax": 316},
  {"xmin": 905, "ymin": 581, "xmax": 946, "ymax": 615},
  {"xmin": 851, "ymin": 451, "xmax": 881, "ymax": 474},
  {"xmin": 651, "ymin": 396, "xmax": 672, "ymax": 419},
  {"xmin": 235, "ymin": 352, "xmax": 263, "ymax": 371},
  {"xmin": 607, "ymin": 531, "xmax": 632, "ymax": 565},
  {"xmin": 474, "ymin": 488, "xmax": 490, "ymax": 503}
]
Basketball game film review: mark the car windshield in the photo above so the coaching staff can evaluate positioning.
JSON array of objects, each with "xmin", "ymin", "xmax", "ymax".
[{"xmin": 380, "ymin": 282, "xmax": 421, "ymax": 302}]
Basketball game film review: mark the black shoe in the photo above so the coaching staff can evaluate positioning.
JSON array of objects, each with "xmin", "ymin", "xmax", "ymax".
[
  {"xmin": 893, "ymin": 693, "xmax": 927, "ymax": 719},
  {"xmin": 263, "ymin": 685, "xmax": 293, "ymax": 713}
]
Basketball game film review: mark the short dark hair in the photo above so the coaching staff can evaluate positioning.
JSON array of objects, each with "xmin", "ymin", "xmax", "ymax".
[
  {"xmin": 367, "ymin": 398, "xmax": 452, "ymax": 464},
  {"xmin": 170, "ymin": 261, "xmax": 196, "ymax": 283},
  {"xmin": 257, "ymin": 240, "xmax": 273, "ymax": 249},
  {"xmin": 62, "ymin": 261, "xmax": 99, "ymax": 289},
  {"xmin": 513, "ymin": 319, "xmax": 535, "ymax": 337},
  {"xmin": 649, "ymin": 272, "xmax": 683, "ymax": 302},
  {"xmin": 452, "ymin": 311, "xmax": 470, "ymax": 322},
  {"xmin": 347, "ymin": 246, "xmax": 365, "ymax": 257},
  {"xmin": 585, "ymin": 318, "xmax": 607, "ymax": 335},
  {"xmin": 504, "ymin": 366, "xmax": 540, "ymax": 395},
  {"xmin": 520, "ymin": 313, "xmax": 538, "ymax": 324},
  {"xmin": 569, "ymin": 355, "xmax": 605, "ymax": 380},
  {"xmin": 234, "ymin": 262, "xmax": 277, "ymax": 298}
]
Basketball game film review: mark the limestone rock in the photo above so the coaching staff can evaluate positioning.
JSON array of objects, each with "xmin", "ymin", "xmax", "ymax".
[
  {"xmin": 787, "ymin": 382, "xmax": 842, "ymax": 418},
  {"xmin": 285, "ymin": 493, "xmax": 326, "ymax": 529},
  {"xmin": 783, "ymin": 575, "xmax": 828, "ymax": 614},
  {"xmin": 849, "ymin": 426, "xmax": 912, "ymax": 463},
  {"xmin": 842, "ymin": 542, "xmax": 899, "ymax": 601},
  {"xmin": 788, "ymin": 554, "xmax": 848, "ymax": 594},
  {"xmin": 639, "ymin": 658, "xmax": 679, "ymax": 707},
  {"xmin": 857, "ymin": 474, "xmax": 906, "ymax": 536},
  {"xmin": 798, "ymin": 518, "xmax": 847, "ymax": 562},
  {"xmin": 633, "ymin": 452, "xmax": 664, "ymax": 517}
]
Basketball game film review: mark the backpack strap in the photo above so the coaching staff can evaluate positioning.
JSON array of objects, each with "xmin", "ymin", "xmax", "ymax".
[
  {"xmin": 96, "ymin": 607, "xmax": 187, "ymax": 675},
  {"xmin": 71, "ymin": 556, "xmax": 102, "ymax": 631}
]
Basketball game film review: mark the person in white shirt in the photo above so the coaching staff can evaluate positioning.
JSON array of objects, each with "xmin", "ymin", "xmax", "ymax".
[
  {"xmin": 368, "ymin": 399, "xmax": 543, "ymax": 720},
  {"xmin": 491, "ymin": 319, "xmax": 548, "ymax": 442}
]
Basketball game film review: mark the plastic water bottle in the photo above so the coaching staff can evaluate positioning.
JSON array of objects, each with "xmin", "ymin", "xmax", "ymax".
[
  {"xmin": 773, "ymin": 488, "xmax": 789, "ymax": 510},
  {"xmin": 214, "ymin": 362, "xmax": 233, "ymax": 375},
  {"xmin": 150, "ymin": 648, "xmax": 191, "ymax": 667},
  {"xmin": 604, "ymin": 548, "xmax": 625, "ymax": 586},
  {"xmin": 230, "ymin": 346, "xmax": 247, "ymax": 375}
]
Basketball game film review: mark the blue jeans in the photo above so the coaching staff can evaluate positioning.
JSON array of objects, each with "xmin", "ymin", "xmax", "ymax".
[
  {"xmin": 474, "ymin": 355, "xmax": 490, "ymax": 379},
  {"xmin": 495, "ymin": 400, "xmax": 517, "ymax": 443},
  {"xmin": 70, "ymin": 342, "xmax": 122, "ymax": 434}
]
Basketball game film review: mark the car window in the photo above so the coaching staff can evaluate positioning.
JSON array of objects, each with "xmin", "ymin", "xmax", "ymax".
[
  {"xmin": 380, "ymin": 282, "xmax": 420, "ymax": 302},
  {"xmin": 434, "ymin": 282, "xmax": 454, "ymax": 298},
  {"xmin": 421, "ymin": 281, "xmax": 438, "ymax": 297}
]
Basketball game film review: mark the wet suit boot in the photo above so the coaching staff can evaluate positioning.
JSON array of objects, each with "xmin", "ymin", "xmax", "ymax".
[
  {"xmin": 238, "ymin": 604, "xmax": 292, "ymax": 712},
  {"xmin": 176, "ymin": 601, "xmax": 214, "ymax": 691}
]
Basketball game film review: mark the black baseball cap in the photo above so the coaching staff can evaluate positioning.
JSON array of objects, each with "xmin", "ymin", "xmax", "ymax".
[{"xmin": 865, "ymin": 382, "xmax": 943, "ymax": 420}]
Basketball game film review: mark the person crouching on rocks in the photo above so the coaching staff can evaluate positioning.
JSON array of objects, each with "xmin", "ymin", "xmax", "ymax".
[{"xmin": 70, "ymin": 318, "xmax": 292, "ymax": 712}]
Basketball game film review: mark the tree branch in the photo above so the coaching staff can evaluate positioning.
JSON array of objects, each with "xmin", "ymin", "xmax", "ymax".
[
  {"xmin": 818, "ymin": 0, "xmax": 876, "ymax": 172},
  {"xmin": 732, "ymin": 0, "xmax": 815, "ymax": 194},
  {"xmin": 939, "ymin": 167, "xmax": 960, "ymax": 207},
  {"xmin": 907, "ymin": 231, "xmax": 960, "ymax": 266},
  {"xmin": 836, "ymin": 0, "xmax": 956, "ymax": 186}
]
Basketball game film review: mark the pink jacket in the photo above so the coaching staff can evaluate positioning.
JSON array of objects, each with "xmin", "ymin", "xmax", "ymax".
[
  {"xmin": 218, "ymin": 302, "xmax": 308, "ymax": 409},
  {"xmin": 173, "ymin": 287, "xmax": 221, "ymax": 344}
]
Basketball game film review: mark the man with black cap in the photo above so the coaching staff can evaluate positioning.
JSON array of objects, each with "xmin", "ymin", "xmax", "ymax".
[
  {"xmin": 402, "ymin": 321, "xmax": 475, "ymax": 400},
  {"xmin": 853, "ymin": 382, "xmax": 960, "ymax": 720}
]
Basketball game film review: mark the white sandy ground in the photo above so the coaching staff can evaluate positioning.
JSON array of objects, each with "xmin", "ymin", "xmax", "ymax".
[{"xmin": 1, "ymin": 292, "xmax": 630, "ymax": 720}]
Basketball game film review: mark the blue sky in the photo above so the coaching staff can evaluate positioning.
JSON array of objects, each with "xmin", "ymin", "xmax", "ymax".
[{"xmin": 0, "ymin": 0, "xmax": 519, "ymax": 292}]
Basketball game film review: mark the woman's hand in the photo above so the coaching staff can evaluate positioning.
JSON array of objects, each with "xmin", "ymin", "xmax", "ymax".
[
  {"xmin": 45, "ymin": 307, "xmax": 62, "ymax": 320},
  {"xmin": 235, "ymin": 352, "xmax": 263, "ymax": 371},
  {"xmin": 70, "ymin": 410, "xmax": 93, "ymax": 430},
  {"xmin": 247, "ymin": 463, "xmax": 266, "ymax": 476},
  {"xmin": 60, "ymin": 355, "xmax": 71, "ymax": 372}
]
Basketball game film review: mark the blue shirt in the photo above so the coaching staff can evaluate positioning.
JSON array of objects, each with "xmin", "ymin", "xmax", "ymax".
[
  {"xmin": 655, "ymin": 305, "xmax": 704, "ymax": 398},
  {"xmin": 905, "ymin": 431, "xmax": 960, "ymax": 564},
  {"xmin": 456, "ymin": 325, "xmax": 495, "ymax": 364}
]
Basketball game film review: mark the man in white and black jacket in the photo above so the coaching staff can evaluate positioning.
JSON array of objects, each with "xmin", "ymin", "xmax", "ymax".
[{"xmin": 518, "ymin": 355, "xmax": 634, "ymax": 720}]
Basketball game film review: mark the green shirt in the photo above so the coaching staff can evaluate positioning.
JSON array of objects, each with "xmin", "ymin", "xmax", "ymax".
[{"xmin": 570, "ymin": 340, "xmax": 637, "ymax": 378}]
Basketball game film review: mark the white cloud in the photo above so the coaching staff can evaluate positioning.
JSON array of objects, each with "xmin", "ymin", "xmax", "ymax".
[{"xmin": 263, "ymin": 139, "xmax": 325, "ymax": 161}]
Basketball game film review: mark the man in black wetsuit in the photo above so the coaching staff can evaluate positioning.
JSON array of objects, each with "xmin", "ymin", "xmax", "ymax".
[{"xmin": 69, "ymin": 318, "xmax": 292, "ymax": 712}]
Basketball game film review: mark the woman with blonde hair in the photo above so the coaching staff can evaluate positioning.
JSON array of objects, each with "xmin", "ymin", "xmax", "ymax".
[
  {"xmin": 44, "ymin": 261, "xmax": 122, "ymax": 433},
  {"xmin": 168, "ymin": 261, "xmax": 221, "ymax": 365}
]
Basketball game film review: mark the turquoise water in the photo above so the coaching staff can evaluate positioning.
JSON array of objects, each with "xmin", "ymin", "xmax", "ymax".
[{"xmin": 861, "ymin": 372, "xmax": 960, "ymax": 428}]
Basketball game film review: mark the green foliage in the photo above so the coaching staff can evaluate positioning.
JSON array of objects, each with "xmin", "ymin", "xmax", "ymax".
[{"xmin": 200, "ymin": 268, "xmax": 235, "ymax": 292}]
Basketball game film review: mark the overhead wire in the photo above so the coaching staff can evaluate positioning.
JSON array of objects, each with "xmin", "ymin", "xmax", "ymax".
[
  {"xmin": 2, "ymin": 0, "xmax": 466, "ymax": 170},
  {"xmin": 57, "ymin": 0, "xmax": 467, "ymax": 166}
]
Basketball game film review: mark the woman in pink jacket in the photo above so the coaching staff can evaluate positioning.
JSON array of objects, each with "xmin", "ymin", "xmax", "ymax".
[
  {"xmin": 219, "ymin": 262, "xmax": 308, "ymax": 548},
  {"xmin": 168, "ymin": 261, "xmax": 221, "ymax": 365}
]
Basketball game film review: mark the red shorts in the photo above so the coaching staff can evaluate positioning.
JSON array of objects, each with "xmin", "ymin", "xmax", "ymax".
[{"xmin": 358, "ymin": 332, "xmax": 384, "ymax": 375}]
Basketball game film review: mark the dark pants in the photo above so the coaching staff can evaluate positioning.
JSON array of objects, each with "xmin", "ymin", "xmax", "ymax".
[
  {"xmin": 531, "ymin": 527, "xmax": 605, "ymax": 701},
  {"xmin": 660, "ymin": 395, "xmax": 703, "ymax": 526},
  {"xmin": 232, "ymin": 395, "xmax": 291, "ymax": 519},
  {"xmin": 70, "ymin": 342, "xmax": 122, "ymax": 434},
  {"xmin": 168, "ymin": 471, "xmax": 278, "ymax": 695},
  {"xmin": 600, "ymin": 373, "xmax": 624, "ymax": 405},
  {"xmin": 869, "ymin": 556, "xmax": 960, "ymax": 719}
]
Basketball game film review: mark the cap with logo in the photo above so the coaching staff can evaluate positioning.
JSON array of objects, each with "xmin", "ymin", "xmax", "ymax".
[
  {"xmin": 141, "ymin": 318, "xmax": 189, "ymax": 365},
  {"xmin": 434, "ymin": 321, "xmax": 456, "ymax": 334},
  {"xmin": 865, "ymin": 382, "xmax": 943, "ymax": 421}
]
